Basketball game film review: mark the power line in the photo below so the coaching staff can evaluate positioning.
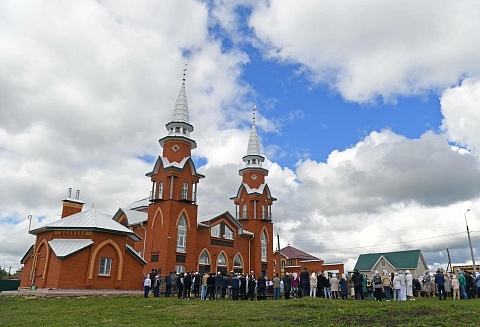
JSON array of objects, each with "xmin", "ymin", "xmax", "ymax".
[{"xmin": 297, "ymin": 231, "xmax": 470, "ymax": 253}]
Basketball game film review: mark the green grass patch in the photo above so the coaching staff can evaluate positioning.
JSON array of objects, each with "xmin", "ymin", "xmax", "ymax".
[{"xmin": 0, "ymin": 295, "xmax": 476, "ymax": 326}]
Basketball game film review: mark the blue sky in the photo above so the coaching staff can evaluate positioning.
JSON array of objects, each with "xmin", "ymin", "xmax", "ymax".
[{"xmin": 1, "ymin": 0, "xmax": 480, "ymax": 272}]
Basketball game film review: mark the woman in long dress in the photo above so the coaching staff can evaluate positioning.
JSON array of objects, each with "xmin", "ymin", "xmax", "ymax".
[
  {"xmin": 330, "ymin": 273, "xmax": 339, "ymax": 299},
  {"xmin": 444, "ymin": 273, "xmax": 452, "ymax": 299},
  {"xmin": 339, "ymin": 273, "xmax": 349, "ymax": 300},
  {"xmin": 405, "ymin": 270, "xmax": 414, "ymax": 300},
  {"xmin": 399, "ymin": 270, "xmax": 407, "ymax": 301}
]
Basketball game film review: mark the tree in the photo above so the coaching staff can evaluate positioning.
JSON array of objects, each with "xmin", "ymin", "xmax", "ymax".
[{"xmin": 0, "ymin": 266, "xmax": 9, "ymax": 279}]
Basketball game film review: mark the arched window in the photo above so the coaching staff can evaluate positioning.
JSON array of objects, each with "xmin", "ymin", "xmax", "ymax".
[
  {"xmin": 233, "ymin": 254, "xmax": 242, "ymax": 267},
  {"xmin": 198, "ymin": 250, "xmax": 211, "ymax": 275},
  {"xmin": 176, "ymin": 215, "xmax": 187, "ymax": 253},
  {"xmin": 233, "ymin": 254, "xmax": 243, "ymax": 274},
  {"xmin": 217, "ymin": 252, "xmax": 227, "ymax": 266},
  {"xmin": 199, "ymin": 250, "xmax": 210, "ymax": 265},
  {"xmin": 261, "ymin": 232, "xmax": 267, "ymax": 262}
]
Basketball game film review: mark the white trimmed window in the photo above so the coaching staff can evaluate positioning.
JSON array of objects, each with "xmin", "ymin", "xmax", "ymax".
[
  {"xmin": 176, "ymin": 215, "xmax": 187, "ymax": 253},
  {"xmin": 233, "ymin": 254, "xmax": 243, "ymax": 268},
  {"xmin": 210, "ymin": 223, "xmax": 234, "ymax": 239},
  {"xmin": 211, "ymin": 224, "xmax": 221, "ymax": 238},
  {"xmin": 158, "ymin": 181, "xmax": 163, "ymax": 199},
  {"xmin": 261, "ymin": 232, "xmax": 267, "ymax": 262},
  {"xmin": 242, "ymin": 205, "xmax": 247, "ymax": 219},
  {"xmin": 175, "ymin": 265, "xmax": 185, "ymax": 273},
  {"xmin": 224, "ymin": 225, "xmax": 233, "ymax": 239},
  {"xmin": 199, "ymin": 251, "xmax": 210, "ymax": 265},
  {"xmin": 217, "ymin": 253, "xmax": 227, "ymax": 266},
  {"xmin": 98, "ymin": 257, "xmax": 112, "ymax": 276},
  {"xmin": 182, "ymin": 182, "xmax": 188, "ymax": 200},
  {"xmin": 262, "ymin": 205, "xmax": 266, "ymax": 219},
  {"xmin": 191, "ymin": 183, "xmax": 196, "ymax": 203}
]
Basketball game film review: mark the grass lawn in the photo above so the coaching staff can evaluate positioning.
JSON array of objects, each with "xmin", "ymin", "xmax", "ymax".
[{"xmin": 0, "ymin": 295, "xmax": 477, "ymax": 326}]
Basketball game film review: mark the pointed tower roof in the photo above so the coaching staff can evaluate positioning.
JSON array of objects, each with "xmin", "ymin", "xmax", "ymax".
[
  {"xmin": 247, "ymin": 123, "xmax": 261, "ymax": 155},
  {"xmin": 242, "ymin": 105, "xmax": 265, "ymax": 168},
  {"xmin": 159, "ymin": 66, "xmax": 197, "ymax": 150},
  {"xmin": 171, "ymin": 82, "xmax": 189, "ymax": 123}
]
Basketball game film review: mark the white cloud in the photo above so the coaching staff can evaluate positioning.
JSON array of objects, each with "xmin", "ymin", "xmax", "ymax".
[
  {"xmin": 441, "ymin": 78, "xmax": 480, "ymax": 153},
  {"xmin": 247, "ymin": 0, "xmax": 480, "ymax": 103}
]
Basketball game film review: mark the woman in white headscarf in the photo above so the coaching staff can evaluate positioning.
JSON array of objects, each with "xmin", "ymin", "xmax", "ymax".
[
  {"xmin": 291, "ymin": 272, "xmax": 300, "ymax": 298},
  {"xmin": 330, "ymin": 273, "xmax": 339, "ymax": 299},
  {"xmin": 309, "ymin": 272, "xmax": 317, "ymax": 297},
  {"xmin": 399, "ymin": 270, "xmax": 407, "ymax": 301}
]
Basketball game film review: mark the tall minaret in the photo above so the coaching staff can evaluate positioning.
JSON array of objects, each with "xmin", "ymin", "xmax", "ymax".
[
  {"xmin": 143, "ymin": 67, "xmax": 204, "ymax": 274},
  {"xmin": 231, "ymin": 106, "xmax": 276, "ymax": 277}
]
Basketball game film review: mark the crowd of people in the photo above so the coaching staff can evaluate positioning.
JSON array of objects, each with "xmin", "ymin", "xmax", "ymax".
[{"xmin": 142, "ymin": 267, "xmax": 480, "ymax": 301}]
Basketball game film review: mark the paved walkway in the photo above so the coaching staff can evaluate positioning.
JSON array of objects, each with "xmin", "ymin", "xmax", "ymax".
[{"xmin": 1, "ymin": 288, "xmax": 143, "ymax": 297}]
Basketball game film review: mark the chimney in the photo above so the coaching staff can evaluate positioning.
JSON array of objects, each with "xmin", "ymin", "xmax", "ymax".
[{"xmin": 61, "ymin": 188, "xmax": 85, "ymax": 218}]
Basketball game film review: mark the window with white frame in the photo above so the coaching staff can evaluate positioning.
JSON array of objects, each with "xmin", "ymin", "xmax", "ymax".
[
  {"xmin": 210, "ymin": 223, "xmax": 234, "ymax": 239},
  {"xmin": 242, "ymin": 204, "xmax": 247, "ymax": 219},
  {"xmin": 211, "ymin": 224, "xmax": 221, "ymax": 238},
  {"xmin": 262, "ymin": 205, "xmax": 266, "ymax": 219},
  {"xmin": 233, "ymin": 254, "xmax": 242, "ymax": 268},
  {"xmin": 381, "ymin": 260, "xmax": 386, "ymax": 267},
  {"xmin": 98, "ymin": 257, "xmax": 112, "ymax": 276},
  {"xmin": 224, "ymin": 225, "xmax": 233, "ymax": 239},
  {"xmin": 175, "ymin": 265, "xmax": 185, "ymax": 273},
  {"xmin": 176, "ymin": 215, "xmax": 187, "ymax": 253},
  {"xmin": 191, "ymin": 183, "xmax": 196, "ymax": 203},
  {"xmin": 182, "ymin": 182, "xmax": 188, "ymax": 200},
  {"xmin": 217, "ymin": 253, "xmax": 227, "ymax": 266},
  {"xmin": 199, "ymin": 250, "xmax": 210, "ymax": 265},
  {"xmin": 158, "ymin": 181, "xmax": 163, "ymax": 199},
  {"xmin": 261, "ymin": 232, "xmax": 267, "ymax": 262}
]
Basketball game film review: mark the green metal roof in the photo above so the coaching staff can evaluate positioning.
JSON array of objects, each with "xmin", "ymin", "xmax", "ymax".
[{"xmin": 354, "ymin": 249, "xmax": 422, "ymax": 271}]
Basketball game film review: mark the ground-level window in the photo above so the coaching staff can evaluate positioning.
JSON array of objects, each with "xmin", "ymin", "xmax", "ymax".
[
  {"xmin": 199, "ymin": 250, "xmax": 210, "ymax": 265},
  {"xmin": 175, "ymin": 265, "xmax": 185, "ymax": 273},
  {"xmin": 98, "ymin": 257, "xmax": 112, "ymax": 276},
  {"xmin": 233, "ymin": 254, "xmax": 243, "ymax": 268},
  {"xmin": 217, "ymin": 252, "xmax": 227, "ymax": 266}
]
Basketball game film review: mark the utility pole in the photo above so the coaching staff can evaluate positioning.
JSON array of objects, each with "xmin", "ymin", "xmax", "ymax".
[
  {"xmin": 464, "ymin": 209, "xmax": 477, "ymax": 275},
  {"xmin": 446, "ymin": 248, "xmax": 452, "ymax": 274}
]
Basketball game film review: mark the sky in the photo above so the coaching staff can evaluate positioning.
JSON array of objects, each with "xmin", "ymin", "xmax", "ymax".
[{"xmin": 2, "ymin": 0, "xmax": 480, "ymax": 273}]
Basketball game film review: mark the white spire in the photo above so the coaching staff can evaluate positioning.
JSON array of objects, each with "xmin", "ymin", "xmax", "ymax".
[
  {"xmin": 247, "ymin": 105, "xmax": 261, "ymax": 155},
  {"xmin": 161, "ymin": 65, "xmax": 196, "ymax": 149},
  {"xmin": 171, "ymin": 65, "xmax": 189, "ymax": 123},
  {"xmin": 243, "ymin": 105, "xmax": 264, "ymax": 167}
]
